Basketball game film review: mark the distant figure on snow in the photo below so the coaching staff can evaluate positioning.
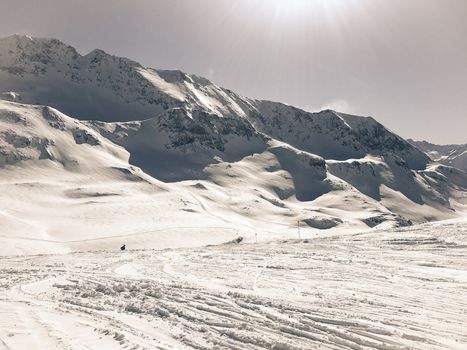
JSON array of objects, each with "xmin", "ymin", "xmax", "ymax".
[{"xmin": 120, "ymin": 244, "xmax": 126, "ymax": 251}]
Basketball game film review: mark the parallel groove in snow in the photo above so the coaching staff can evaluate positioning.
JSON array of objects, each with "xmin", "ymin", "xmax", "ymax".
[{"xmin": 0, "ymin": 219, "xmax": 466, "ymax": 349}]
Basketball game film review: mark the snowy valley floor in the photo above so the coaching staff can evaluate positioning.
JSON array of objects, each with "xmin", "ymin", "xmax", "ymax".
[{"xmin": 0, "ymin": 219, "xmax": 466, "ymax": 350}]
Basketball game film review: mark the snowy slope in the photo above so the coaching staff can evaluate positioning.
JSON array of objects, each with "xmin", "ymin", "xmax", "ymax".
[
  {"xmin": 0, "ymin": 35, "xmax": 466, "ymax": 255},
  {"xmin": 0, "ymin": 100, "xmax": 250, "ymax": 255},
  {"xmin": 1, "ymin": 99, "xmax": 465, "ymax": 256},
  {"xmin": 0, "ymin": 100, "xmax": 129, "ymax": 170},
  {"xmin": 86, "ymin": 108, "xmax": 268, "ymax": 182}
]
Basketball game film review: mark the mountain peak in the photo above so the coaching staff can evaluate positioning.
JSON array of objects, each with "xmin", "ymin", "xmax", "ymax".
[
  {"xmin": 0, "ymin": 34, "xmax": 75, "ymax": 51},
  {"xmin": 0, "ymin": 35, "xmax": 431, "ymax": 170},
  {"xmin": 0, "ymin": 34, "xmax": 34, "ymax": 44},
  {"xmin": 0, "ymin": 34, "xmax": 79, "ymax": 75},
  {"xmin": 83, "ymin": 47, "xmax": 141, "ymax": 68}
]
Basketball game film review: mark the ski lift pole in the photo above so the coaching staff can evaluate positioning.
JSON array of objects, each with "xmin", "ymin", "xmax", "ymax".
[{"xmin": 297, "ymin": 220, "xmax": 301, "ymax": 240}]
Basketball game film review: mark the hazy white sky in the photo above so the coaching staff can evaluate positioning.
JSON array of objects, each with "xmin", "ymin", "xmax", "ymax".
[{"xmin": 1, "ymin": 0, "xmax": 466, "ymax": 143}]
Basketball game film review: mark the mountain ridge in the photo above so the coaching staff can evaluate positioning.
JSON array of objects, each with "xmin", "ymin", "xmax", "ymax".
[
  {"xmin": 408, "ymin": 138, "xmax": 467, "ymax": 171},
  {"xmin": 0, "ymin": 35, "xmax": 431, "ymax": 170},
  {"xmin": 0, "ymin": 35, "xmax": 466, "ymax": 254}
]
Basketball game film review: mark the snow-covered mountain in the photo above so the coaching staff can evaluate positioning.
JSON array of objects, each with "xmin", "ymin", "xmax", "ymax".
[
  {"xmin": 0, "ymin": 35, "xmax": 429, "ymax": 166},
  {"xmin": 0, "ymin": 35, "xmax": 466, "ymax": 254},
  {"xmin": 408, "ymin": 139, "xmax": 467, "ymax": 172}
]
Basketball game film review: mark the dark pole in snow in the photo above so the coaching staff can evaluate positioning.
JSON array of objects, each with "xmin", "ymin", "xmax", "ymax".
[{"xmin": 297, "ymin": 220, "xmax": 301, "ymax": 240}]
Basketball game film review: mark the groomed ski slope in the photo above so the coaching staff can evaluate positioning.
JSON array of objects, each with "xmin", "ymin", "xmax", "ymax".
[{"xmin": 0, "ymin": 219, "xmax": 466, "ymax": 350}]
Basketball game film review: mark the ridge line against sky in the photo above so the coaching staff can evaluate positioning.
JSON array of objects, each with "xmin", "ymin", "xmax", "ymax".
[{"xmin": 0, "ymin": 0, "xmax": 466, "ymax": 144}]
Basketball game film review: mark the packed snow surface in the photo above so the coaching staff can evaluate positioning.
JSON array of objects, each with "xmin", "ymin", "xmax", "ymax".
[{"xmin": 1, "ymin": 218, "xmax": 466, "ymax": 349}]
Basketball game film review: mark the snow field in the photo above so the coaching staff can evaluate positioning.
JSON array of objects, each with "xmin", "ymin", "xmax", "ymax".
[{"xmin": 0, "ymin": 219, "xmax": 466, "ymax": 349}]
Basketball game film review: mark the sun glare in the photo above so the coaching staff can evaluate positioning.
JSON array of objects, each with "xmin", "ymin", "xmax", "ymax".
[{"xmin": 269, "ymin": 0, "xmax": 355, "ymax": 19}]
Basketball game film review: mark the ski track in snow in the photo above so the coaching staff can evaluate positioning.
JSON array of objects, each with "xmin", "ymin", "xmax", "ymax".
[{"xmin": 1, "ymin": 220, "xmax": 467, "ymax": 349}]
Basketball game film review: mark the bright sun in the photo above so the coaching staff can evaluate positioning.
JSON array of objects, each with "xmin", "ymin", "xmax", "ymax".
[{"xmin": 271, "ymin": 0, "xmax": 353, "ymax": 16}]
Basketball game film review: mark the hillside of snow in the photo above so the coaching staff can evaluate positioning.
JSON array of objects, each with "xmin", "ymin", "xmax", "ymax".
[
  {"xmin": 0, "ymin": 35, "xmax": 466, "ymax": 255},
  {"xmin": 0, "ymin": 100, "xmax": 247, "ymax": 254}
]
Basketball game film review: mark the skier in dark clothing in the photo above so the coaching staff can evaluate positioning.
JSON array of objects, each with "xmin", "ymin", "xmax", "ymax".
[{"xmin": 120, "ymin": 244, "xmax": 126, "ymax": 251}]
